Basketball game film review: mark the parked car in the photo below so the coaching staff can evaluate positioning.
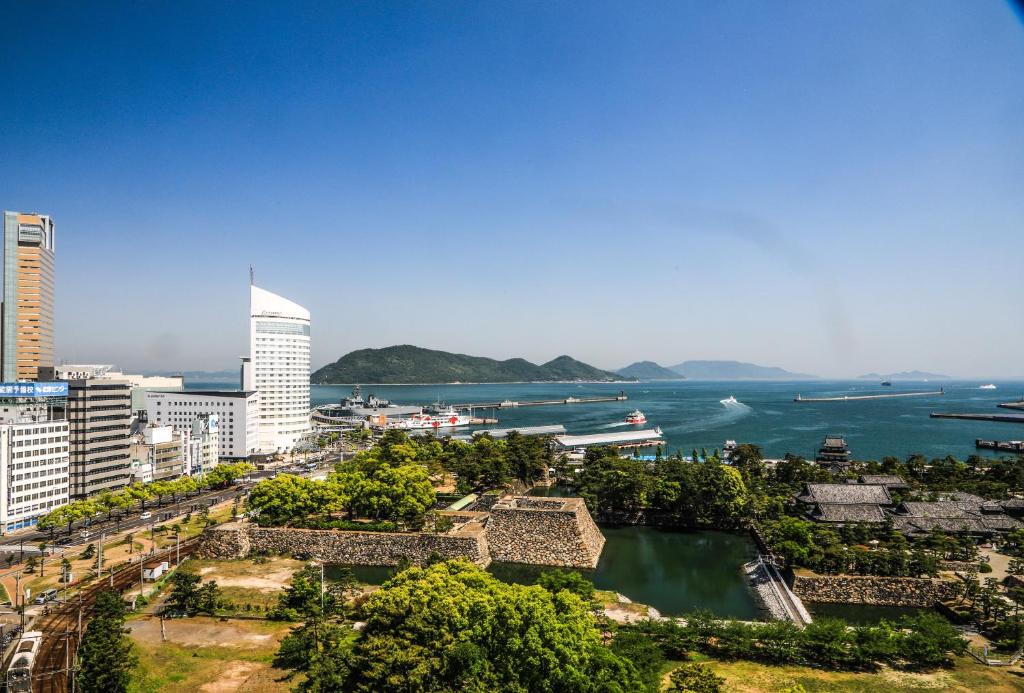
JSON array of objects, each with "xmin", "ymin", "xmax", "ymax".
[
  {"xmin": 140, "ymin": 511, "xmax": 152, "ymax": 520},
  {"xmin": 34, "ymin": 589, "xmax": 58, "ymax": 605}
]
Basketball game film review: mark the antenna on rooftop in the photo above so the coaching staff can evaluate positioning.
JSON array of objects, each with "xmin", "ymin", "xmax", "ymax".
[{"xmin": 249, "ymin": 266, "xmax": 255, "ymax": 286}]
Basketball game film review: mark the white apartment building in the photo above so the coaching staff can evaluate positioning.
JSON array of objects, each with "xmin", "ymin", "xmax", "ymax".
[
  {"xmin": 243, "ymin": 284, "xmax": 311, "ymax": 453},
  {"xmin": 0, "ymin": 404, "xmax": 70, "ymax": 534},
  {"xmin": 145, "ymin": 390, "xmax": 257, "ymax": 459}
]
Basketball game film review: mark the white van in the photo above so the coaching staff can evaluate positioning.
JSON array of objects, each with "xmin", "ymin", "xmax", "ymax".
[{"xmin": 140, "ymin": 511, "xmax": 152, "ymax": 520}]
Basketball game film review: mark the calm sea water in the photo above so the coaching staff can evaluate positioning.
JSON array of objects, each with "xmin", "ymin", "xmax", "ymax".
[{"xmin": 298, "ymin": 380, "xmax": 1024, "ymax": 461}]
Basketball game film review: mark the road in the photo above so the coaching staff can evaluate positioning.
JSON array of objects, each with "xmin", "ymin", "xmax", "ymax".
[{"xmin": 0, "ymin": 452, "xmax": 347, "ymax": 557}]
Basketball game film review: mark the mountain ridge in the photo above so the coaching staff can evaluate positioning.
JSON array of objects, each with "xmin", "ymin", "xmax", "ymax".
[
  {"xmin": 311, "ymin": 345, "xmax": 632, "ymax": 384},
  {"xmin": 669, "ymin": 360, "xmax": 817, "ymax": 380},
  {"xmin": 616, "ymin": 361, "xmax": 686, "ymax": 380},
  {"xmin": 858, "ymin": 370, "xmax": 952, "ymax": 380}
]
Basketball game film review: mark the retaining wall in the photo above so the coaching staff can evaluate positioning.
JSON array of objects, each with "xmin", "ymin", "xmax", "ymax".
[
  {"xmin": 199, "ymin": 522, "xmax": 491, "ymax": 567},
  {"xmin": 199, "ymin": 495, "xmax": 607, "ymax": 570},
  {"xmin": 791, "ymin": 574, "xmax": 959, "ymax": 607},
  {"xmin": 487, "ymin": 497, "xmax": 606, "ymax": 569}
]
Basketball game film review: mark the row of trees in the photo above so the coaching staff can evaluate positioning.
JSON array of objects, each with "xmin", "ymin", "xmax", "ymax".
[
  {"xmin": 628, "ymin": 610, "xmax": 966, "ymax": 671},
  {"xmin": 246, "ymin": 464, "xmax": 435, "ymax": 529},
  {"xmin": 349, "ymin": 428, "xmax": 552, "ymax": 491},
  {"xmin": 574, "ymin": 447, "xmax": 750, "ymax": 526},
  {"xmin": 37, "ymin": 462, "xmax": 254, "ymax": 534}
]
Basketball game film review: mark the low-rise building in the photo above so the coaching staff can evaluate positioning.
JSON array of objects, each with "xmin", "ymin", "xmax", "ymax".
[
  {"xmin": 815, "ymin": 434, "xmax": 852, "ymax": 472},
  {"xmin": 145, "ymin": 390, "xmax": 257, "ymax": 460},
  {"xmin": 130, "ymin": 424, "xmax": 185, "ymax": 482},
  {"xmin": 796, "ymin": 482, "xmax": 892, "ymax": 525}
]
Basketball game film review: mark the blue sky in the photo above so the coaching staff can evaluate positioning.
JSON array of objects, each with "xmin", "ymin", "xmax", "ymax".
[{"xmin": 3, "ymin": 1, "xmax": 1022, "ymax": 377}]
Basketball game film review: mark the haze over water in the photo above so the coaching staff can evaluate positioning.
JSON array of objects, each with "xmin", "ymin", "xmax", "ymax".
[{"xmin": 306, "ymin": 380, "xmax": 1024, "ymax": 461}]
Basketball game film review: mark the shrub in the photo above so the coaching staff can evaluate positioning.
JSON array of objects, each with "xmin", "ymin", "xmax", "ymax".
[{"xmin": 978, "ymin": 562, "xmax": 993, "ymax": 574}]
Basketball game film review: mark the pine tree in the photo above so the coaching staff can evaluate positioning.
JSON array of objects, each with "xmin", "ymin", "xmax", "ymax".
[{"xmin": 77, "ymin": 590, "xmax": 137, "ymax": 693}]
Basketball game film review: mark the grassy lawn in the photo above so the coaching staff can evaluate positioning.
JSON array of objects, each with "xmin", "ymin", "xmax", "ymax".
[
  {"xmin": 127, "ymin": 616, "xmax": 296, "ymax": 693},
  {"xmin": 179, "ymin": 557, "xmax": 306, "ymax": 611},
  {"xmin": 674, "ymin": 656, "xmax": 1024, "ymax": 692}
]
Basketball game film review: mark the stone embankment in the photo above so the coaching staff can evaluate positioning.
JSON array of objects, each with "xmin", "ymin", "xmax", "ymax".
[
  {"xmin": 199, "ymin": 496, "xmax": 606, "ymax": 570},
  {"xmin": 791, "ymin": 574, "xmax": 959, "ymax": 607},
  {"xmin": 488, "ymin": 497, "xmax": 605, "ymax": 569}
]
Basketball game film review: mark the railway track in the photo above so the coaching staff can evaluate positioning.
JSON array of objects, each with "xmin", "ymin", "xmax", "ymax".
[{"xmin": 30, "ymin": 538, "xmax": 202, "ymax": 692}]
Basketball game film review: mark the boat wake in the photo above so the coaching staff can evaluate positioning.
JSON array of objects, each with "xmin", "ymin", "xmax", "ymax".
[
  {"xmin": 598, "ymin": 421, "xmax": 631, "ymax": 429},
  {"xmin": 666, "ymin": 401, "xmax": 752, "ymax": 434},
  {"xmin": 720, "ymin": 396, "xmax": 742, "ymax": 406}
]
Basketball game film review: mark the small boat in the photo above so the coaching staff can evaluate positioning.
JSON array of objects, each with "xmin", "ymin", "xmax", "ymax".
[
  {"xmin": 881, "ymin": 380, "xmax": 892, "ymax": 387},
  {"xmin": 980, "ymin": 384, "xmax": 997, "ymax": 390},
  {"xmin": 720, "ymin": 395, "xmax": 738, "ymax": 405},
  {"xmin": 625, "ymin": 409, "xmax": 647, "ymax": 425}
]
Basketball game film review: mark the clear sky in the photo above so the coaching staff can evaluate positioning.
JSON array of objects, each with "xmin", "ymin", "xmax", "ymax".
[{"xmin": 3, "ymin": 1, "xmax": 1022, "ymax": 377}]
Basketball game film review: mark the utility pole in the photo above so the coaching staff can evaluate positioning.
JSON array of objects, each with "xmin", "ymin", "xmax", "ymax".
[
  {"xmin": 320, "ymin": 562, "xmax": 325, "ymax": 613},
  {"xmin": 97, "ymin": 532, "xmax": 104, "ymax": 577},
  {"xmin": 175, "ymin": 531, "xmax": 180, "ymax": 565}
]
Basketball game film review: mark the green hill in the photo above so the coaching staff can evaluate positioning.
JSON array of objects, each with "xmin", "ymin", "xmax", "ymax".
[
  {"xmin": 312, "ymin": 345, "xmax": 631, "ymax": 384},
  {"xmin": 616, "ymin": 361, "xmax": 685, "ymax": 380}
]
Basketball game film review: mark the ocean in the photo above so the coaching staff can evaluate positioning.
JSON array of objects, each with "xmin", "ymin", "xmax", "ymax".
[{"xmin": 189, "ymin": 379, "xmax": 1024, "ymax": 461}]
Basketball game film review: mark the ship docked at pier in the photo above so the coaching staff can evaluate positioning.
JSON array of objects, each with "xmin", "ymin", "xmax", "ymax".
[
  {"xmin": 311, "ymin": 385, "xmax": 421, "ymax": 426},
  {"xmin": 387, "ymin": 404, "xmax": 472, "ymax": 430}
]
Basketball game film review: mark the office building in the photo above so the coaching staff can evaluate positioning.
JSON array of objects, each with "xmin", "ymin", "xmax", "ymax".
[
  {"xmin": 0, "ymin": 393, "xmax": 70, "ymax": 534},
  {"xmin": 2, "ymin": 212, "xmax": 56, "ymax": 381},
  {"xmin": 145, "ymin": 390, "xmax": 257, "ymax": 459},
  {"xmin": 247, "ymin": 284, "xmax": 310, "ymax": 453},
  {"xmin": 42, "ymin": 365, "xmax": 183, "ymax": 415},
  {"xmin": 65, "ymin": 378, "xmax": 132, "ymax": 498}
]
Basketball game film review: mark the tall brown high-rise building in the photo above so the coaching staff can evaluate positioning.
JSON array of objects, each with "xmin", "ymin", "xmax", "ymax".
[{"xmin": 2, "ymin": 212, "xmax": 56, "ymax": 381}]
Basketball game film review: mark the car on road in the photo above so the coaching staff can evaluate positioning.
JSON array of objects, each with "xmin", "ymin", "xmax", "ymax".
[
  {"xmin": 33, "ymin": 589, "xmax": 58, "ymax": 605},
  {"xmin": 140, "ymin": 511, "xmax": 152, "ymax": 520}
]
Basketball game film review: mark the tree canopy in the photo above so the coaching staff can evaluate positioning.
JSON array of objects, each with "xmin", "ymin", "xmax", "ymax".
[{"xmin": 310, "ymin": 559, "xmax": 644, "ymax": 693}]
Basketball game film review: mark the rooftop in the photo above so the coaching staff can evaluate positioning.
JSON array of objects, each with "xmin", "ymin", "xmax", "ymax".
[
  {"xmin": 812, "ymin": 503, "xmax": 889, "ymax": 524},
  {"xmin": 799, "ymin": 483, "xmax": 892, "ymax": 505}
]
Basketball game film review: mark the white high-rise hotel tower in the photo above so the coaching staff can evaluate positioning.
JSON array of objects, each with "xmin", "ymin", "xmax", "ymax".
[{"xmin": 242, "ymin": 283, "xmax": 311, "ymax": 453}]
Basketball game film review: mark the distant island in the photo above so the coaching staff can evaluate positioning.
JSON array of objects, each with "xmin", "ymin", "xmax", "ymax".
[
  {"xmin": 615, "ymin": 361, "xmax": 686, "ymax": 380},
  {"xmin": 669, "ymin": 360, "xmax": 817, "ymax": 380},
  {"xmin": 858, "ymin": 370, "xmax": 952, "ymax": 380},
  {"xmin": 311, "ymin": 345, "xmax": 633, "ymax": 384}
]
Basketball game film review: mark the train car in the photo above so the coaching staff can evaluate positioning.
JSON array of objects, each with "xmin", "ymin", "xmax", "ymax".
[{"xmin": 6, "ymin": 630, "xmax": 42, "ymax": 693}]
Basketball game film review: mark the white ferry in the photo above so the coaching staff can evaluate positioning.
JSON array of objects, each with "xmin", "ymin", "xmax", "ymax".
[
  {"xmin": 389, "ymin": 404, "xmax": 471, "ymax": 430},
  {"xmin": 980, "ymin": 384, "xmax": 997, "ymax": 390},
  {"xmin": 720, "ymin": 395, "xmax": 738, "ymax": 405},
  {"xmin": 625, "ymin": 409, "xmax": 647, "ymax": 425}
]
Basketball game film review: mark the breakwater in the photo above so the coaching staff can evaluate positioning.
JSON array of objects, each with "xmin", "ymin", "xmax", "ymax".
[
  {"xmin": 930, "ymin": 412, "xmax": 1024, "ymax": 424},
  {"xmin": 794, "ymin": 389, "xmax": 944, "ymax": 403},
  {"xmin": 451, "ymin": 393, "xmax": 627, "ymax": 410}
]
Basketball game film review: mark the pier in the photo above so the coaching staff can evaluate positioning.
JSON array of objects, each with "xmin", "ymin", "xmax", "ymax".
[
  {"xmin": 794, "ymin": 389, "xmax": 944, "ymax": 403},
  {"xmin": 930, "ymin": 413, "xmax": 1024, "ymax": 424},
  {"xmin": 976, "ymin": 439, "xmax": 1024, "ymax": 453},
  {"xmin": 451, "ymin": 392, "xmax": 627, "ymax": 411},
  {"xmin": 554, "ymin": 428, "xmax": 663, "ymax": 450}
]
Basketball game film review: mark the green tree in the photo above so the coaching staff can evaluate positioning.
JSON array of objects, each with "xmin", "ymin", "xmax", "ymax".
[
  {"xmin": 77, "ymin": 590, "xmax": 137, "ymax": 693},
  {"xmin": 272, "ymin": 564, "xmax": 336, "ymax": 620},
  {"xmin": 314, "ymin": 559, "xmax": 643, "ymax": 692},
  {"xmin": 165, "ymin": 571, "xmax": 203, "ymax": 615},
  {"xmin": 666, "ymin": 662, "xmax": 724, "ymax": 693},
  {"xmin": 610, "ymin": 631, "xmax": 664, "ymax": 692},
  {"xmin": 536, "ymin": 568, "xmax": 596, "ymax": 601}
]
